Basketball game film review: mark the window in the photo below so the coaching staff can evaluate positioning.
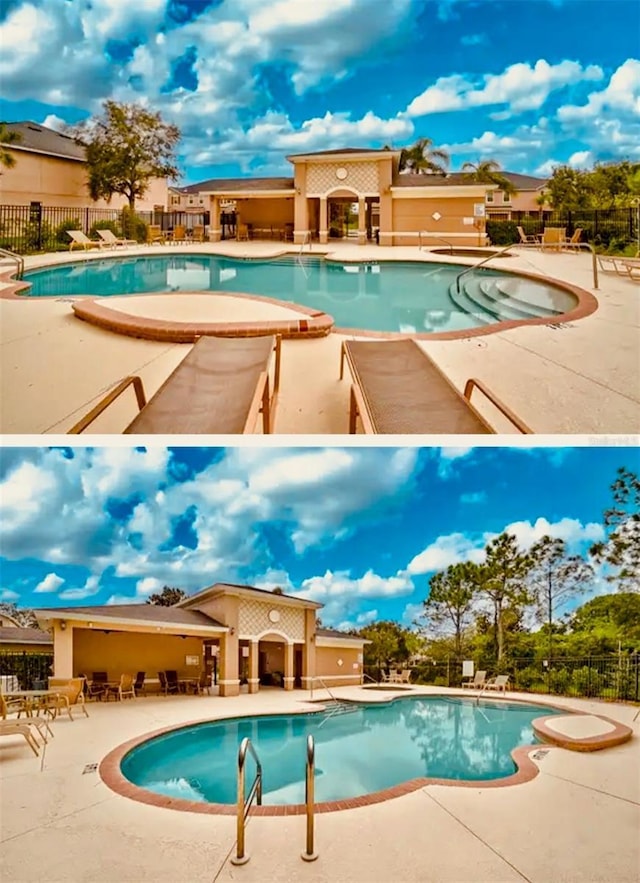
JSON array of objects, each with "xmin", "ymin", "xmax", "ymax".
[
  {"xmin": 486, "ymin": 191, "xmax": 494, "ymax": 202},
  {"xmin": 502, "ymin": 191, "xmax": 511, "ymax": 203}
]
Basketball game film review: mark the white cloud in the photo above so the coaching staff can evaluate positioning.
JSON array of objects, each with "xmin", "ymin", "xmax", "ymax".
[
  {"xmin": 504, "ymin": 517, "xmax": 604, "ymax": 549},
  {"xmin": 58, "ymin": 575, "xmax": 100, "ymax": 601},
  {"xmin": 568, "ymin": 150, "xmax": 592, "ymax": 168},
  {"xmin": 407, "ymin": 59, "xmax": 603, "ymax": 118},
  {"xmin": 0, "ymin": 589, "xmax": 20, "ymax": 602},
  {"xmin": 406, "ymin": 532, "xmax": 486, "ymax": 575},
  {"xmin": 135, "ymin": 576, "xmax": 163, "ymax": 598},
  {"xmin": 34, "ymin": 572, "xmax": 64, "ymax": 594}
]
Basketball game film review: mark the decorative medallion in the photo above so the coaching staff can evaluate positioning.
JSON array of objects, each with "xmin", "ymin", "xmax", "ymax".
[
  {"xmin": 336, "ymin": 167, "xmax": 348, "ymax": 180},
  {"xmin": 268, "ymin": 609, "xmax": 281, "ymax": 623}
]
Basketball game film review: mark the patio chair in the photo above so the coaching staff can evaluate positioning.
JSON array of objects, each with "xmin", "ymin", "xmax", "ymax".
[
  {"xmin": 69, "ymin": 335, "xmax": 282, "ymax": 435},
  {"xmin": 67, "ymin": 230, "xmax": 105, "ymax": 251},
  {"xmin": 196, "ymin": 671, "xmax": 211, "ymax": 695},
  {"xmin": 168, "ymin": 224, "xmax": 187, "ymax": 244},
  {"xmin": 540, "ymin": 227, "xmax": 566, "ymax": 251},
  {"xmin": 97, "ymin": 229, "xmax": 137, "ymax": 248},
  {"xmin": 561, "ymin": 228, "xmax": 583, "ymax": 251},
  {"xmin": 106, "ymin": 673, "xmax": 136, "ymax": 701},
  {"xmin": 484, "ymin": 674, "xmax": 510, "ymax": 693},
  {"xmin": 0, "ymin": 692, "xmax": 53, "ymax": 743},
  {"xmin": 164, "ymin": 671, "xmax": 183, "ymax": 695},
  {"xmin": 191, "ymin": 225, "xmax": 205, "ymax": 242},
  {"xmin": 516, "ymin": 226, "xmax": 540, "ymax": 245},
  {"xmin": 339, "ymin": 339, "xmax": 532, "ymax": 434},
  {"xmin": 147, "ymin": 225, "xmax": 166, "ymax": 244},
  {"xmin": 237, "ymin": 223, "xmax": 250, "ymax": 241},
  {"xmin": 46, "ymin": 678, "xmax": 89, "ymax": 720},
  {"xmin": 133, "ymin": 671, "xmax": 146, "ymax": 695},
  {"xmin": 87, "ymin": 671, "xmax": 109, "ymax": 701},
  {"xmin": 461, "ymin": 670, "xmax": 486, "ymax": 689},
  {"xmin": 398, "ymin": 670, "xmax": 412, "ymax": 684}
]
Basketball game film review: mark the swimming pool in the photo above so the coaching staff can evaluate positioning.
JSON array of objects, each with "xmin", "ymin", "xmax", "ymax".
[
  {"xmin": 22, "ymin": 255, "xmax": 577, "ymax": 334},
  {"xmin": 120, "ymin": 697, "xmax": 557, "ymax": 806}
]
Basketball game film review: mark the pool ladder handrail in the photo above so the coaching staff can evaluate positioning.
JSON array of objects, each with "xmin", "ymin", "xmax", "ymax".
[
  {"xmin": 301, "ymin": 734, "xmax": 318, "ymax": 862},
  {"xmin": 419, "ymin": 230, "xmax": 454, "ymax": 253},
  {"xmin": 309, "ymin": 674, "xmax": 338, "ymax": 702},
  {"xmin": 0, "ymin": 246, "xmax": 24, "ymax": 280},
  {"xmin": 230, "ymin": 737, "xmax": 263, "ymax": 866},
  {"xmin": 455, "ymin": 243, "xmax": 514, "ymax": 293}
]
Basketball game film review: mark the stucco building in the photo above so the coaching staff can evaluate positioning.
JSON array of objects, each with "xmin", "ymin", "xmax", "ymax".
[
  {"xmin": 35, "ymin": 582, "xmax": 368, "ymax": 696},
  {"xmin": 0, "ymin": 121, "xmax": 168, "ymax": 210}
]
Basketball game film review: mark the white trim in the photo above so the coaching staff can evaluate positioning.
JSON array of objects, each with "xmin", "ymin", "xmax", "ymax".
[
  {"xmin": 287, "ymin": 151, "xmax": 400, "ymax": 163},
  {"xmin": 218, "ymin": 679, "xmax": 241, "ymax": 686},
  {"xmin": 316, "ymin": 637, "xmax": 368, "ymax": 649},
  {"xmin": 238, "ymin": 629, "xmax": 297, "ymax": 643},
  {"xmin": 307, "ymin": 190, "xmax": 379, "ymax": 199},
  {"xmin": 385, "ymin": 231, "xmax": 488, "ymax": 240},
  {"xmin": 247, "ymin": 678, "xmax": 260, "ymax": 685},
  {"xmin": 199, "ymin": 189, "xmax": 296, "ymax": 198},
  {"xmin": 315, "ymin": 674, "xmax": 361, "ymax": 681},
  {"xmin": 391, "ymin": 185, "xmax": 489, "ymax": 198},
  {"xmin": 35, "ymin": 610, "xmax": 227, "ymax": 635}
]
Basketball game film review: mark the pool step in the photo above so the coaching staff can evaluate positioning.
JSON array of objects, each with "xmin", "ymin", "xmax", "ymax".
[
  {"xmin": 447, "ymin": 281, "xmax": 494, "ymax": 325},
  {"xmin": 487, "ymin": 278, "xmax": 566, "ymax": 316},
  {"xmin": 469, "ymin": 277, "xmax": 555, "ymax": 320},
  {"xmin": 316, "ymin": 700, "xmax": 359, "ymax": 726}
]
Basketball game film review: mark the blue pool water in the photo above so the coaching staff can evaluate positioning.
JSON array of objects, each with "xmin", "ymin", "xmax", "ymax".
[
  {"xmin": 22, "ymin": 255, "xmax": 577, "ymax": 334},
  {"xmin": 121, "ymin": 697, "xmax": 555, "ymax": 805}
]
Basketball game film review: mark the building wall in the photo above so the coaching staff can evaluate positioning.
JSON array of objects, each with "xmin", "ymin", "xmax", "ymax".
[
  {"xmin": 391, "ymin": 195, "xmax": 486, "ymax": 245},
  {"xmin": 315, "ymin": 645, "xmax": 362, "ymax": 687},
  {"xmin": 0, "ymin": 149, "xmax": 167, "ymax": 210},
  {"xmin": 72, "ymin": 629, "xmax": 204, "ymax": 679},
  {"xmin": 235, "ymin": 197, "xmax": 294, "ymax": 228},
  {"xmin": 0, "ymin": 614, "xmax": 21, "ymax": 627}
]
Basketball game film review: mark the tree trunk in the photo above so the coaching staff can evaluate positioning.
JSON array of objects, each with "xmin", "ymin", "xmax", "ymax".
[{"xmin": 496, "ymin": 602, "xmax": 504, "ymax": 664}]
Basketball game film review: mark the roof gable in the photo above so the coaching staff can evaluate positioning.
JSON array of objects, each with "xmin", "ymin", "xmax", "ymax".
[{"xmin": 5, "ymin": 121, "xmax": 86, "ymax": 162}]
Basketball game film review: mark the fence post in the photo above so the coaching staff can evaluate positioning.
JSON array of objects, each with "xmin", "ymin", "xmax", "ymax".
[{"xmin": 29, "ymin": 201, "xmax": 42, "ymax": 250}]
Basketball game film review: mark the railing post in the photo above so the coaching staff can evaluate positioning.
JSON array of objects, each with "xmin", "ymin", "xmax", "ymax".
[
  {"xmin": 231, "ymin": 739, "xmax": 249, "ymax": 865},
  {"xmin": 301, "ymin": 735, "xmax": 318, "ymax": 862}
]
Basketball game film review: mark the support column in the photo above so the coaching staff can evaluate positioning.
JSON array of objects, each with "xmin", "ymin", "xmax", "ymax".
[
  {"xmin": 248, "ymin": 640, "xmax": 259, "ymax": 694},
  {"xmin": 357, "ymin": 196, "xmax": 367, "ymax": 245},
  {"xmin": 53, "ymin": 622, "xmax": 73, "ymax": 678},
  {"xmin": 293, "ymin": 163, "xmax": 309, "ymax": 244},
  {"xmin": 209, "ymin": 195, "xmax": 221, "ymax": 242},
  {"xmin": 318, "ymin": 197, "xmax": 328, "ymax": 244},
  {"xmin": 218, "ymin": 631, "xmax": 240, "ymax": 697},
  {"xmin": 302, "ymin": 610, "xmax": 316, "ymax": 690},
  {"xmin": 284, "ymin": 642, "xmax": 295, "ymax": 691},
  {"xmin": 378, "ymin": 158, "xmax": 393, "ymax": 246}
]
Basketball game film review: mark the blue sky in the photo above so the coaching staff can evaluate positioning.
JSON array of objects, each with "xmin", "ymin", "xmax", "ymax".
[
  {"xmin": 1, "ymin": 0, "xmax": 638, "ymax": 184},
  {"xmin": 0, "ymin": 446, "xmax": 636, "ymax": 629}
]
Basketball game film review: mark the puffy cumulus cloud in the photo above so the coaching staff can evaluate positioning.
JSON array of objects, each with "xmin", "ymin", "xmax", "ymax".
[
  {"xmin": 296, "ymin": 568, "xmax": 414, "ymax": 626},
  {"xmin": 0, "ymin": 447, "xmax": 421, "ymax": 595},
  {"xmin": 406, "ymin": 532, "xmax": 486, "ymax": 575},
  {"xmin": 58, "ymin": 575, "xmax": 100, "ymax": 602},
  {"xmin": 0, "ymin": 589, "xmax": 20, "ymax": 602},
  {"xmin": 504, "ymin": 516, "xmax": 604, "ymax": 550},
  {"xmin": 557, "ymin": 59, "xmax": 640, "ymax": 124},
  {"xmin": 336, "ymin": 608, "xmax": 379, "ymax": 632},
  {"xmin": 407, "ymin": 59, "xmax": 603, "ymax": 118},
  {"xmin": 568, "ymin": 150, "xmax": 593, "ymax": 168},
  {"xmin": 34, "ymin": 572, "xmax": 64, "ymax": 594}
]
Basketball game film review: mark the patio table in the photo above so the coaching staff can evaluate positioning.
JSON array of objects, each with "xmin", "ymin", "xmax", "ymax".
[{"xmin": 5, "ymin": 690, "xmax": 61, "ymax": 717}]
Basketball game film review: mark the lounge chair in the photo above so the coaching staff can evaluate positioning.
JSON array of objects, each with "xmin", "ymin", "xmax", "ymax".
[
  {"xmin": 0, "ymin": 720, "xmax": 41, "ymax": 756},
  {"xmin": 398, "ymin": 670, "xmax": 412, "ymax": 684},
  {"xmin": 69, "ymin": 335, "xmax": 281, "ymax": 435},
  {"xmin": 484, "ymin": 674, "xmax": 510, "ymax": 693},
  {"xmin": 561, "ymin": 228, "xmax": 583, "ymax": 251},
  {"xmin": 339, "ymin": 339, "xmax": 532, "ymax": 434},
  {"xmin": 67, "ymin": 230, "xmax": 105, "ymax": 251},
  {"xmin": 133, "ymin": 671, "xmax": 146, "ymax": 695},
  {"xmin": 621, "ymin": 259, "xmax": 640, "ymax": 281},
  {"xmin": 0, "ymin": 692, "xmax": 53, "ymax": 743},
  {"xmin": 461, "ymin": 670, "xmax": 486, "ymax": 689},
  {"xmin": 516, "ymin": 226, "xmax": 540, "ymax": 245},
  {"xmin": 97, "ymin": 229, "xmax": 137, "ymax": 248},
  {"xmin": 540, "ymin": 228, "xmax": 566, "ymax": 252}
]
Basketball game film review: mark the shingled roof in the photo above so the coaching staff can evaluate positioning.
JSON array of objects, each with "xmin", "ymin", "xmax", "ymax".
[
  {"xmin": 180, "ymin": 177, "xmax": 294, "ymax": 194},
  {"xmin": 35, "ymin": 604, "xmax": 225, "ymax": 629},
  {"xmin": 0, "ymin": 627, "xmax": 53, "ymax": 645},
  {"xmin": 4, "ymin": 121, "xmax": 85, "ymax": 162}
]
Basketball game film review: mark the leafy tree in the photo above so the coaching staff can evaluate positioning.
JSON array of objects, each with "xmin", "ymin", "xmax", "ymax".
[
  {"xmin": 0, "ymin": 602, "xmax": 38, "ymax": 627},
  {"xmin": 462, "ymin": 159, "xmax": 517, "ymax": 196},
  {"xmin": 589, "ymin": 160, "xmax": 639, "ymax": 208},
  {"xmin": 476, "ymin": 533, "xmax": 533, "ymax": 665},
  {"xmin": 590, "ymin": 467, "xmax": 640, "ymax": 590},
  {"xmin": 544, "ymin": 165, "xmax": 593, "ymax": 211},
  {"xmin": 73, "ymin": 101, "xmax": 180, "ymax": 211},
  {"xmin": 272, "ymin": 586, "xmax": 284, "ymax": 595},
  {"xmin": 399, "ymin": 136, "xmax": 449, "ymax": 176},
  {"xmin": 146, "ymin": 586, "xmax": 187, "ymax": 606},
  {"xmin": 419, "ymin": 562, "xmax": 478, "ymax": 658},
  {"xmin": 0, "ymin": 123, "xmax": 21, "ymax": 171},
  {"xmin": 360, "ymin": 620, "xmax": 414, "ymax": 669},
  {"xmin": 527, "ymin": 536, "xmax": 594, "ymax": 658},
  {"xmin": 570, "ymin": 593, "xmax": 640, "ymax": 636}
]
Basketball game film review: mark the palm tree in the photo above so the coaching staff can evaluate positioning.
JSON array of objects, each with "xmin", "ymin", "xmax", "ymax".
[
  {"xmin": 462, "ymin": 159, "xmax": 517, "ymax": 196},
  {"xmin": 399, "ymin": 137, "xmax": 449, "ymax": 176},
  {"xmin": 0, "ymin": 123, "xmax": 21, "ymax": 171}
]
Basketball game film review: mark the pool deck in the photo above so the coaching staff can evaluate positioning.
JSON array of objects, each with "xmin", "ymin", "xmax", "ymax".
[
  {"xmin": 1, "ymin": 241, "xmax": 639, "ymax": 434},
  {"xmin": 0, "ymin": 685, "xmax": 638, "ymax": 883}
]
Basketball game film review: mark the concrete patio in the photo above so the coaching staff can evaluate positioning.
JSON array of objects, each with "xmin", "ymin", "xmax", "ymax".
[
  {"xmin": 0, "ymin": 685, "xmax": 638, "ymax": 883},
  {"xmin": 1, "ymin": 241, "xmax": 638, "ymax": 435}
]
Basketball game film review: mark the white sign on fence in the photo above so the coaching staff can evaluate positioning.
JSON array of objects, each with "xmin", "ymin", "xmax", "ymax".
[{"xmin": 462, "ymin": 660, "xmax": 475, "ymax": 677}]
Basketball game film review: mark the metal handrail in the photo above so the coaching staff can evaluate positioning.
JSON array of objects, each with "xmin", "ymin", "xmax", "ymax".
[
  {"xmin": 362, "ymin": 672, "xmax": 378, "ymax": 685},
  {"xmin": 230, "ymin": 737, "xmax": 263, "ymax": 866},
  {"xmin": 309, "ymin": 675, "xmax": 338, "ymax": 702},
  {"xmin": 419, "ymin": 230, "xmax": 454, "ymax": 253},
  {"xmin": 455, "ymin": 243, "xmax": 514, "ymax": 293},
  {"xmin": 0, "ymin": 246, "xmax": 24, "ymax": 280},
  {"xmin": 510, "ymin": 238, "xmax": 599, "ymax": 290},
  {"xmin": 301, "ymin": 735, "xmax": 318, "ymax": 862}
]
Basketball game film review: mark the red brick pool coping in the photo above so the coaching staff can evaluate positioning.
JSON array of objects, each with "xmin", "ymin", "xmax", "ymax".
[
  {"xmin": 70, "ymin": 291, "xmax": 334, "ymax": 342},
  {"xmin": 2, "ymin": 252, "xmax": 598, "ymax": 342},
  {"xmin": 98, "ymin": 694, "xmax": 632, "ymax": 816}
]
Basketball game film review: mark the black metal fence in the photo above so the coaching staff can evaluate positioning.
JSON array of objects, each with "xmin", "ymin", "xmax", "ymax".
[
  {"xmin": 0, "ymin": 203, "xmax": 210, "ymax": 253},
  {"xmin": 490, "ymin": 207, "xmax": 639, "ymax": 248},
  {"xmin": 368, "ymin": 653, "xmax": 640, "ymax": 702},
  {"xmin": 0, "ymin": 650, "xmax": 54, "ymax": 690}
]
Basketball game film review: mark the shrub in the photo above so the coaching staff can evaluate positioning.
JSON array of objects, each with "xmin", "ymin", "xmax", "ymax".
[
  {"xmin": 485, "ymin": 220, "xmax": 519, "ymax": 245},
  {"xmin": 54, "ymin": 217, "xmax": 82, "ymax": 245},
  {"xmin": 548, "ymin": 667, "xmax": 571, "ymax": 695},
  {"xmin": 121, "ymin": 208, "xmax": 148, "ymax": 243},
  {"xmin": 22, "ymin": 219, "xmax": 54, "ymax": 252}
]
